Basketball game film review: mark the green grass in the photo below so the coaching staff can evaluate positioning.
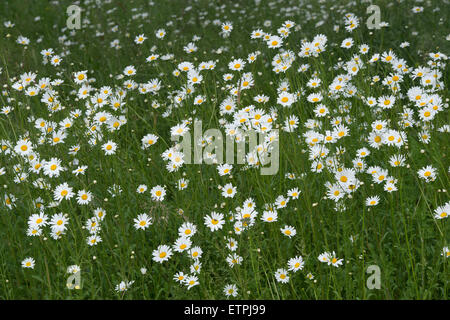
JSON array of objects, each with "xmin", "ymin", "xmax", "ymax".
[{"xmin": 0, "ymin": 0, "xmax": 448, "ymax": 299}]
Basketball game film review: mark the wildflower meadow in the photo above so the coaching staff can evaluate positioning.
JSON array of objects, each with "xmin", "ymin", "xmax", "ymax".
[{"xmin": 0, "ymin": 0, "xmax": 448, "ymax": 300}]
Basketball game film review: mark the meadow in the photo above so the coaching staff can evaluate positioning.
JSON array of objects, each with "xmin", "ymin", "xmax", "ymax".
[{"xmin": 0, "ymin": 0, "xmax": 448, "ymax": 299}]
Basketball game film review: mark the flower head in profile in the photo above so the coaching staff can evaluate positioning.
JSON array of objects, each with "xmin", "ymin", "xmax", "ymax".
[{"xmin": 115, "ymin": 280, "xmax": 135, "ymax": 292}]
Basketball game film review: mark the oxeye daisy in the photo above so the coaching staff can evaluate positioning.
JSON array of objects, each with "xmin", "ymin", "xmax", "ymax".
[
  {"xmin": 155, "ymin": 29, "xmax": 166, "ymax": 39},
  {"xmin": 150, "ymin": 185, "xmax": 166, "ymax": 201},
  {"xmin": 72, "ymin": 165, "xmax": 88, "ymax": 176},
  {"xmin": 217, "ymin": 163, "xmax": 232, "ymax": 176},
  {"xmin": 261, "ymin": 210, "xmax": 278, "ymax": 222},
  {"xmin": 50, "ymin": 55, "xmax": 62, "ymax": 66},
  {"xmin": 434, "ymin": 202, "xmax": 449, "ymax": 220},
  {"xmin": 307, "ymin": 92, "xmax": 323, "ymax": 103},
  {"xmin": 441, "ymin": 247, "xmax": 450, "ymax": 258},
  {"xmin": 146, "ymin": 54, "xmax": 159, "ymax": 62},
  {"xmin": 281, "ymin": 225, "xmax": 296, "ymax": 238},
  {"xmin": 50, "ymin": 213, "xmax": 69, "ymax": 231},
  {"xmin": 86, "ymin": 217, "xmax": 101, "ymax": 234},
  {"xmin": 21, "ymin": 257, "xmax": 35, "ymax": 269},
  {"xmin": 341, "ymin": 38, "xmax": 354, "ymax": 49},
  {"xmin": 328, "ymin": 252, "xmax": 344, "ymax": 267},
  {"xmin": 221, "ymin": 21, "xmax": 233, "ymax": 33},
  {"xmin": 141, "ymin": 133, "xmax": 158, "ymax": 149},
  {"xmin": 267, "ymin": 35, "xmax": 283, "ymax": 48},
  {"xmin": 228, "ymin": 58, "xmax": 245, "ymax": 72},
  {"xmin": 366, "ymin": 196, "xmax": 380, "ymax": 206},
  {"xmin": 185, "ymin": 275, "xmax": 199, "ymax": 290},
  {"xmin": 251, "ymin": 29, "xmax": 263, "ymax": 38},
  {"xmin": 94, "ymin": 208, "xmax": 106, "ymax": 221},
  {"xmin": 74, "ymin": 70, "xmax": 87, "ymax": 83},
  {"xmin": 188, "ymin": 246, "xmax": 203, "ymax": 260},
  {"xmin": 189, "ymin": 260, "xmax": 201, "ymax": 274},
  {"xmin": 223, "ymin": 284, "xmax": 238, "ymax": 298},
  {"xmin": 204, "ymin": 211, "xmax": 225, "ymax": 232},
  {"xmin": 275, "ymin": 195, "xmax": 289, "ymax": 208},
  {"xmin": 28, "ymin": 212, "xmax": 48, "ymax": 228},
  {"xmin": 102, "ymin": 140, "xmax": 117, "ymax": 155},
  {"xmin": 76, "ymin": 190, "xmax": 92, "ymax": 205},
  {"xmin": 417, "ymin": 165, "xmax": 437, "ymax": 182},
  {"xmin": 124, "ymin": 65, "xmax": 136, "ymax": 76},
  {"xmin": 221, "ymin": 183, "xmax": 237, "ymax": 198},
  {"xmin": 43, "ymin": 158, "xmax": 65, "ymax": 178},
  {"xmin": 134, "ymin": 34, "xmax": 147, "ymax": 44},
  {"xmin": 287, "ymin": 188, "xmax": 300, "ymax": 199},
  {"xmin": 115, "ymin": 280, "xmax": 134, "ymax": 292},
  {"xmin": 275, "ymin": 268, "xmax": 289, "ymax": 283},
  {"xmin": 136, "ymin": 184, "xmax": 147, "ymax": 194},
  {"xmin": 177, "ymin": 178, "xmax": 189, "ymax": 190},
  {"xmin": 318, "ymin": 252, "xmax": 331, "ymax": 264},
  {"xmin": 277, "ymin": 91, "xmax": 295, "ymax": 107},
  {"xmin": 178, "ymin": 222, "xmax": 197, "ymax": 238},
  {"xmin": 53, "ymin": 183, "xmax": 74, "ymax": 202},
  {"xmin": 174, "ymin": 272, "xmax": 187, "ymax": 284},
  {"xmin": 152, "ymin": 245, "xmax": 173, "ymax": 263},
  {"xmin": 288, "ymin": 256, "xmax": 304, "ymax": 272},
  {"xmin": 226, "ymin": 237, "xmax": 238, "ymax": 251},
  {"xmin": 173, "ymin": 237, "xmax": 192, "ymax": 253},
  {"xmin": 226, "ymin": 253, "xmax": 243, "ymax": 268},
  {"xmin": 87, "ymin": 234, "xmax": 102, "ymax": 246},
  {"xmin": 134, "ymin": 213, "xmax": 152, "ymax": 230},
  {"xmin": 14, "ymin": 139, "xmax": 33, "ymax": 156},
  {"xmin": 67, "ymin": 265, "xmax": 81, "ymax": 275},
  {"xmin": 27, "ymin": 226, "xmax": 42, "ymax": 237}
]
